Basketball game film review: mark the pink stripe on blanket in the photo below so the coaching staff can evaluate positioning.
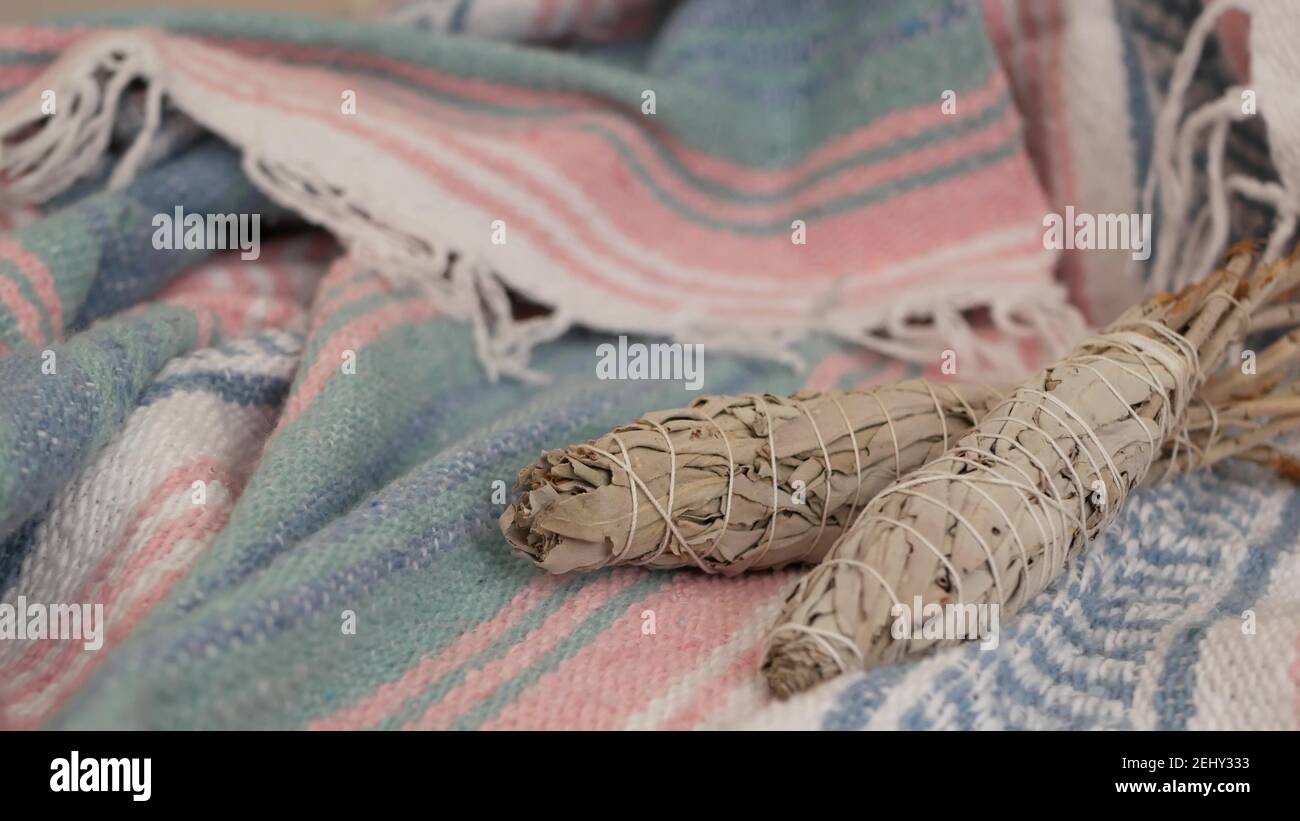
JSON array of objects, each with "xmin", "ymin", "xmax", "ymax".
[
  {"xmin": 0, "ymin": 227, "xmax": 63, "ymax": 340},
  {"xmin": 278, "ymin": 298, "xmax": 439, "ymax": 429},
  {"xmin": 279, "ymin": 254, "xmax": 373, "ymax": 341},
  {"xmin": 158, "ymin": 291, "xmax": 302, "ymax": 344},
  {"xmin": 0, "ymin": 65, "xmax": 45, "ymax": 89},
  {"xmin": 802, "ymin": 351, "xmax": 910, "ymax": 393},
  {"xmin": 160, "ymin": 44, "xmax": 682, "ymax": 312},
  {"xmin": 394, "ymin": 104, "xmax": 1026, "ymax": 282},
  {"xmin": 5, "ymin": 502, "xmax": 235, "ymax": 729},
  {"xmin": 0, "ymin": 26, "xmax": 90, "ymax": 51},
  {"xmin": 575, "ymin": 0, "xmax": 598, "ymax": 29},
  {"xmin": 1216, "ymin": 7, "xmax": 1251, "ymax": 82},
  {"xmin": 3, "ymin": 461, "xmax": 238, "ymax": 726},
  {"xmin": 856, "ymin": 358, "xmax": 912, "ymax": 389},
  {"xmin": 327, "ymin": 64, "xmax": 1019, "ymax": 230},
  {"xmin": 1032, "ymin": 0, "xmax": 1086, "ymax": 315},
  {"xmin": 657, "ymin": 634, "xmax": 770, "ymax": 730},
  {"xmin": 168, "ymin": 41, "xmax": 1044, "ymax": 308},
  {"xmin": 155, "ymin": 252, "xmax": 311, "ymax": 342},
  {"xmin": 239, "ymin": 43, "xmax": 1015, "ymax": 228},
  {"xmin": 1042, "ymin": 0, "xmax": 1075, "ymax": 205},
  {"xmin": 839, "ymin": 231, "xmax": 1051, "ymax": 305},
  {"xmin": 1015, "ymin": 0, "xmax": 1046, "ymax": 167},
  {"xmin": 196, "ymin": 34, "xmax": 1013, "ymax": 195},
  {"xmin": 803, "ymin": 351, "xmax": 886, "ymax": 392},
  {"xmin": 298, "ymin": 254, "xmax": 357, "ymax": 307},
  {"xmin": 0, "ymin": 275, "xmax": 45, "ymax": 345},
  {"xmin": 309, "ymin": 575, "xmax": 567, "ymax": 730},
  {"xmin": 981, "ymin": 2, "xmax": 1030, "ymax": 148},
  {"xmin": 3, "ymin": 458, "xmax": 228, "ymax": 683},
  {"xmin": 311, "ymin": 279, "xmax": 393, "ymax": 331},
  {"xmin": 403, "ymin": 570, "xmax": 641, "ymax": 730},
  {"xmin": 531, "ymin": 0, "xmax": 563, "ymax": 37},
  {"xmin": 480, "ymin": 571, "xmax": 788, "ymax": 730},
  {"xmin": 607, "ymin": 0, "xmax": 660, "ymax": 41}
]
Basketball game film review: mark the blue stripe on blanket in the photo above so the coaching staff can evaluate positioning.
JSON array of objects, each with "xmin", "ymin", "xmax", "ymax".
[
  {"xmin": 1115, "ymin": 0, "xmax": 1153, "ymax": 213},
  {"xmin": 139, "ymin": 371, "xmax": 291, "ymax": 408},
  {"xmin": 816, "ymin": 469, "xmax": 1292, "ymax": 730},
  {"xmin": 820, "ymin": 665, "xmax": 905, "ymax": 730},
  {"xmin": 1154, "ymin": 492, "xmax": 1300, "ymax": 729},
  {"xmin": 0, "ymin": 515, "xmax": 42, "ymax": 600}
]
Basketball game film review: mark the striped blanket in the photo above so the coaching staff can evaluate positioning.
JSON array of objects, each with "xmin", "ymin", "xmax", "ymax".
[{"xmin": 1, "ymin": 0, "xmax": 1298, "ymax": 730}]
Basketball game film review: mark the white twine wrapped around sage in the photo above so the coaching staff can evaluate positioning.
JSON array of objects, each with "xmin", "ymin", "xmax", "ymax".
[
  {"xmin": 764, "ymin": 248, "xmax": 1300, "ymax": 696},
  {"xmin": 501, "ymin": 381, "xmax": 1007, "ymax": 574}
]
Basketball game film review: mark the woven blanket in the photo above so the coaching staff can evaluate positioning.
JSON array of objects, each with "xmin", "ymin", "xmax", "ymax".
[
  {"xmin": 0, "ymin": 1, "xmax": 1085, "ymax": 380},
  {"xmin": 740, "ymin": 462, "xmax": 1300, "ymax": 730},
  {"xmin": 1, "ymin": 0, "xmax": 1299, "ymax": 731}
]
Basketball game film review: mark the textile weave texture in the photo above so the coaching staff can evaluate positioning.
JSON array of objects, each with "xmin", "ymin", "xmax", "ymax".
[
  {"xmin": 0, "ymin": 0, "xmax": 1298, "ymax": 730},
  {"xmin": 0, "ymin": 0, "xmax": 1081, "ymax": 379}
]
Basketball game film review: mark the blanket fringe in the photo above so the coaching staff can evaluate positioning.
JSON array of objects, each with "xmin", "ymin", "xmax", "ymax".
[
  {"xmin": 0, "ymin": 30, "xmax": 1082, "ymax": 385},
  {"xmin": 1143, "ymin": 0, "xmax": 1300, "ymax": 293},
  {"xmin": 0, "ymin": 34, "xmax": 162, "ymax": 201}
]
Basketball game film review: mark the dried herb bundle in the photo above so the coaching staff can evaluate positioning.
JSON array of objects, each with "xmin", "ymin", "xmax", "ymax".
[
  {"xmin": 500, "ymin": 381, "xmax": 1007, "ymax": 574},
  {"xmin": 763, "ymin": 248, "xmax": 1300, "ymax": 696}
]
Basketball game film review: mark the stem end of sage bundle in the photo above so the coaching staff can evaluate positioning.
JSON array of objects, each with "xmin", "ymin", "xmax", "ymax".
[
  {"xmin": 499, "ymin": 457, "xmax": 610, "ymax": 574},
  {"xmin": 762, "ymin": 637, "xmax": 839, "ymax": 698}
]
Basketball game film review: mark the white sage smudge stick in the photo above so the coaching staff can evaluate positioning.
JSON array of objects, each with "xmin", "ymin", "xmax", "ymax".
[
  {"xmin": 501, "ymin": 361, "xmax": 1300, "ymax": 576},
  {"xmin": 763, "ymin": 248, "xmax": 1300, "ymax": 697},
  {"xmin": 500, "ymin": 381, "xmax": 1007, "ymax": 574}
]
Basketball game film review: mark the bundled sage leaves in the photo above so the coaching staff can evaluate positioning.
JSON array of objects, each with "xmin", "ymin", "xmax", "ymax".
[
  {"xmin": 500, "ymin": 381, "xmax": 1006, "ymax": 574},
  {"xmin": 763, "ymin": 248, "xmax": 1300, "ymax": 696}
]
